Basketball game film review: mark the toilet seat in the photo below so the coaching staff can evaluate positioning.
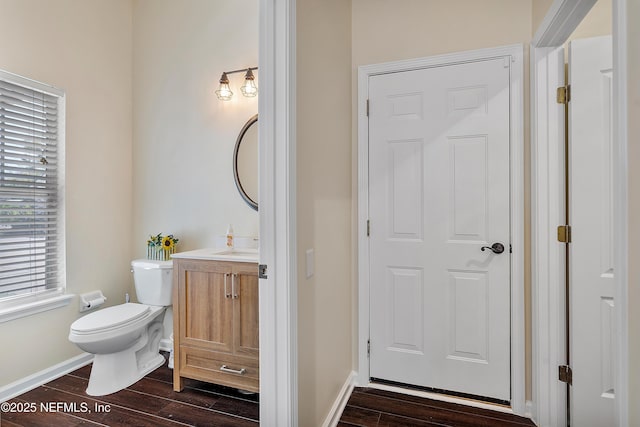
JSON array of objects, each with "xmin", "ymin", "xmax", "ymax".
[{"xmin": 70, "ymin": 303, "xmax": 151, "ymax": 335}]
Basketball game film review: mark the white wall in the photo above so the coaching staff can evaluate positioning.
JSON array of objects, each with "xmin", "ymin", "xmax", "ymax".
[
  {"xmin": 0, "ymin": 0, "xmax": 259, "ymax": 388},
  {"xmin": 132, "ymin": 0, "xmax": 259, "ymax": 257},
  {"xmin": 0, "ymin": 0, "xmax": 133, "ymax": 386}
]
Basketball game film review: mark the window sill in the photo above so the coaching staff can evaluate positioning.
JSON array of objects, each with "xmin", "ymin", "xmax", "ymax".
[{"xmin": 0, "ymin": 293, "xmax": 74, "ymax": 323}]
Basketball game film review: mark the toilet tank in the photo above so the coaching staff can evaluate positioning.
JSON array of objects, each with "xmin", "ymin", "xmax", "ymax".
[{"xmin": 131, "ymin": 259, "xmax": 173, "ymax": 306}]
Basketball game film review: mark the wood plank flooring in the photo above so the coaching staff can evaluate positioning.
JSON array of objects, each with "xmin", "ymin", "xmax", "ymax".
[
  {"xmin": 338, "ymin": 387, "xmax": 537, "ymax": 427},
  {"xmin": 1, "ymin": 353, "xmax": 259, "ymax": 427},
  {"xmin": 3, "ymin": 355, "xmax": 537, "ymax": 426}
]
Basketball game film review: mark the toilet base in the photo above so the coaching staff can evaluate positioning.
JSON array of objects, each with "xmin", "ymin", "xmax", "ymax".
[
  {"xmin": 85, "ymin": 318, "xmax": 165, "ymax": 396},
  {"xmin": 86, "ymin": 352, "xmax": 165, "ymax": 396}
]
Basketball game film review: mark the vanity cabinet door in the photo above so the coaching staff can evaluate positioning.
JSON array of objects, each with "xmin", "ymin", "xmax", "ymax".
[
  {"xmin": 176, "ymin": 260, "xmax": 233, "ymax": 354},
  {"xmin": 232, "ymin": 263, "xmax": 259, "ymax": 359}
]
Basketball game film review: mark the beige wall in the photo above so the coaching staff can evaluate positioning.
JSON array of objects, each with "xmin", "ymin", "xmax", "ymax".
[
  {"xmin": 352, "ymin": 0, "xmax": 532, "ymax": 65},
  {"xmin": 568, "ymin": 0, "xmax": 611, "ymax": 40},
  {"xmin": 533, "ymin": 0, "xmax": 612, "ymax": 41},
  {"xmin": 0, "ymin": 0, "xmax": 133, "ymax": 386},
  {"xmin": 532, "ymin": 0, "xmax": 556, "ymax": 33},
  {"xmin": 132, "ymin": 0, "xmax": 259, "ymax": 256},
  {"xmin": 351, "ymin": 0, "xmax": 533, "ymax": 399},
  {"xmin": 627, "ymin": 0, "xmax": 640, "ymax": 423},
  {"xmin": 296, "ymin": 0, "xmax": 353, "ymax": 424}
]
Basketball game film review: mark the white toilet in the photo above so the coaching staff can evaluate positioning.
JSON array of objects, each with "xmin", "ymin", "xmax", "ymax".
[{"xmin": 68, "ymin": 259, "xmax": 173, "ymax": 396}]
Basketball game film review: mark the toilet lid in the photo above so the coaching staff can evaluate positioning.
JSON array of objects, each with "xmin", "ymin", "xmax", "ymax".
[{"xmin": 70, "ymin": 303, "xmax": 151, "ymax": 334}]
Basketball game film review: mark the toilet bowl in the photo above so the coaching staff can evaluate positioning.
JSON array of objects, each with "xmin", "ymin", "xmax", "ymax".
[{"xmin": 68, "ymin": 259, "xmax": 173, "ymax": 396}]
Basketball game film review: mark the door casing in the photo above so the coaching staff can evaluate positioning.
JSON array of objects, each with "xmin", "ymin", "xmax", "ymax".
[
  {"xmin": 356, "ymin": 44, "xmax": 526, "ymax": 415},
  {"xmin": 530, "ymin": 1, "xmax": 629, "ymax": 426},
  {"xmin": 258, "ymin": 0, "xmax": 297, "ymax": 425}
]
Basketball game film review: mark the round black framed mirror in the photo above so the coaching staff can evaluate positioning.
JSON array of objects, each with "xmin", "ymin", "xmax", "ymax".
[{"xmin": 233, "ymin": 114, "xmax": 258, "ymax": 211}]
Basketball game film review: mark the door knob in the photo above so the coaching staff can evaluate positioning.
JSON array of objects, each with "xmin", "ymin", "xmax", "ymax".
[{"xmin": 481, "ymin": 243, "xmax": 505, "ymax": 254}]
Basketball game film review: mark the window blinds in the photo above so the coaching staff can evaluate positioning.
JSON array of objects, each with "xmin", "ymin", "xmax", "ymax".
[{"xmin": 0, "ymin": 79, "xmax": 61, "ymax": 299}]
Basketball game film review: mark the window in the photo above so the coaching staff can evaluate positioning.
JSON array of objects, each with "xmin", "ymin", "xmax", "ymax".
[{"xmin": 0, "ymin": 70, "xmax": 68, "ymax": 321}]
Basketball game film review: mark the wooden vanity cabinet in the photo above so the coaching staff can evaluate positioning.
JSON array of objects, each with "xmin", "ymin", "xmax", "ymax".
[{"xmin": 172, "ymin": 258, "xmax": 259, "ymax": 392}]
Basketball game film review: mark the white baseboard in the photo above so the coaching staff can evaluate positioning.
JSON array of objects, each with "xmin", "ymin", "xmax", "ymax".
[
  {"xmin": 321, "ymin": 371, "xmax": 356, "ymax": 427},
  {"xmin": 159, "ymin": 338, "xmax": 172, "ymax": 353},
  {"xmin": 0, "ymin": 352, "xmax": 93, "ymax": 403},
  {"xmin": 525, "ymin": 400, "xmax": 534, "ymax": 420}
]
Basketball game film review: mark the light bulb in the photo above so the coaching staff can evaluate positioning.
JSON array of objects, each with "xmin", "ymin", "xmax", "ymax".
[
  {"xmin": 215, "ymin": 72, "xmax": 233, "ymax": 101},
  {"xmin": 240, "ymin": 69, "xmax": 258, "ymax": 97}
]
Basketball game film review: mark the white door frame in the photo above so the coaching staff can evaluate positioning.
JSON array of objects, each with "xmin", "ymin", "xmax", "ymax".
[
  {"xmin": 530, "ymin": 0, "xmax": 629, "ymax": 426},
  {"xmin": 258, "ymin": 0, "xmax": 298, "ymax": 425},
  {"xmin": 356, "ymin": 44, "xmax": 526, "ymax": 416}
]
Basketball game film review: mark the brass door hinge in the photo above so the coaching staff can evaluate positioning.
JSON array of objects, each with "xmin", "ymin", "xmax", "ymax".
[
  {"xmin": 559, "ymin": 365, "xmax": 573, "ymax": 385},
  {"xmin": 366, "ymin": 99, "xmax": 370, "ymax": 117},
  {"xmin": 557, "ymin": 85, "xmax": 571, "ymax": 104},
  {"xmin": 367, "ymin": 339, "xmax": 371, "ymax": 358},
  {"xmin": 557, "ymin": 225, "xmax": 572, "ymax": 243}
]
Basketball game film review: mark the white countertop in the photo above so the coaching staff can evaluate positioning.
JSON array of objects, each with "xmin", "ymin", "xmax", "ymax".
[{"xmin": 171, "ymin": 247, "xmax": 259, "ymax": 263}]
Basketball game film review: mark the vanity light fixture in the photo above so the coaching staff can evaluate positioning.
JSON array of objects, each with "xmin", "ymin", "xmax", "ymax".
[
  {"xmin": 215, "ymin": 67, "xmax": 258, "ymax": 101},
  {"xmin": 215, "ymin": 72, "xmax": 233, "ymax": 101}
]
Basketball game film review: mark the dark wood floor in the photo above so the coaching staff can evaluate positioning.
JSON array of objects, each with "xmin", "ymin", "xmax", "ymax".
[
  {"xmin": 1, "ymin": 353, "xmax": 259, "ymax": 426},
  {"xmin": 338, "ymin": 387, "xmax": 537, "ymax": 427},
  {"xmin": 3, "ymin": 355, "xmax": 537, "ymax": 427}
]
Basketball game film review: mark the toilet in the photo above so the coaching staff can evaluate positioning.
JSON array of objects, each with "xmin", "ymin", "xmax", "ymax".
[{"xmin": 68, "ymin": 259, "xmax": 173, "ymax": 396}]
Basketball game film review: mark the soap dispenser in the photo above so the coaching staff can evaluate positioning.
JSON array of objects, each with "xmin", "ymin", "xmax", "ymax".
[{"xmin": 226, "ymin": 224, "xmax": 234, "ymax": 251}]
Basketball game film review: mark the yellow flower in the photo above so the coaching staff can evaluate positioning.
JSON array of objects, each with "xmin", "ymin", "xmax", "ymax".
[{"xmin": 161, "ymin": 236, "xmax": 175, "ymax": 251}]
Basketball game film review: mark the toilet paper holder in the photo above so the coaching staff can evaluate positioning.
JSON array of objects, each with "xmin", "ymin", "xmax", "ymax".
[{"xmin": 79, "ymin": 291, "xmax": 107, "ymax": 313}]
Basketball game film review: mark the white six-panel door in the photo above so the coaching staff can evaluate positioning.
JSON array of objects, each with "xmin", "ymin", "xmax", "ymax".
[
  {"xmin": 569, "ymin": 35, "xmax": 615, "ymax": 427},
  {"xmin": 368, "ymin": 58, "xmax": 512, "ymax": 401}
]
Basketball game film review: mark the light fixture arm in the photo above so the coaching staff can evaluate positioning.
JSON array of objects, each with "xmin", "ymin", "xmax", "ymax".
[{"xmin": 222, "ymin": 66, "xmax": 258, "ymax": 76}]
